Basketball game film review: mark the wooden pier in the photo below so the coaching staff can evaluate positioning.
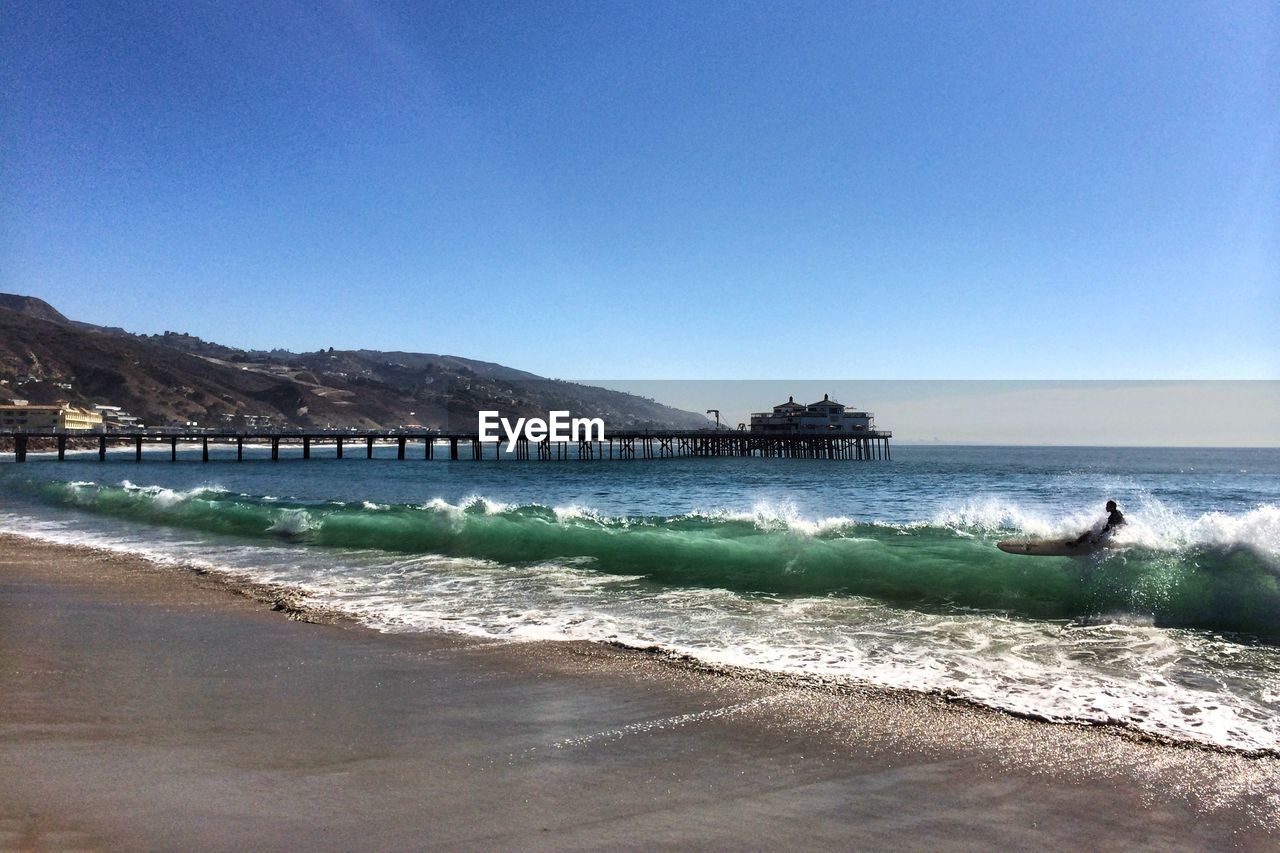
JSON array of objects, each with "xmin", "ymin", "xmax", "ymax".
[{"xmin": 3, "ymin": 429, "xmax": 892, "ymax": 464}]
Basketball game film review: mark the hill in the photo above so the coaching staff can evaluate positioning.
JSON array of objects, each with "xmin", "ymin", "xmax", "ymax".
[
  {"xmin": 0, "ymin": 294, "xmax": 72, "ymax": 325},
  {"xmin": 0, "ymin": 295, "xmax": 710, "ymax": 431}
]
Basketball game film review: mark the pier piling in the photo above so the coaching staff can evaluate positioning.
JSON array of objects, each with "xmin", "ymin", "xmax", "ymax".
[{"xmin": 6, "ymin": 428, "xmax": 890, "ymax": 465}]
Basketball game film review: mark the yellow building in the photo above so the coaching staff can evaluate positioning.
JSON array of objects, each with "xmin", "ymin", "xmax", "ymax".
[{"xmin": 0, "ymin": 403, "xmax": 104, "ymax": 431}]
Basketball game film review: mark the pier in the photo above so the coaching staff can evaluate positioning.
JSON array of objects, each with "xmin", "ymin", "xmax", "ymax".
[{"xmin": 2, "ymin": 429, "xmax": 892, "ymax": 463}]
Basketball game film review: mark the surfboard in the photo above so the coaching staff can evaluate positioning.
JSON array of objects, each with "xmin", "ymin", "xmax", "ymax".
[{"xmin": 996, "ymin": 538, "xmax": 1103, "ymax": 557}]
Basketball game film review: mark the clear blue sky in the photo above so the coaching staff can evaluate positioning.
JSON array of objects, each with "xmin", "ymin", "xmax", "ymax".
[{"xmin": 2, "ymin": 1, "xmax": 1276, "ymax": 379}]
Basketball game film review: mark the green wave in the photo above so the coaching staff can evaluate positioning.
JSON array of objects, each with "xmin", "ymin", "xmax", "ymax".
[{"xmin": 23, "ymin": 478, "xmax": 1280, "ymax": 640}]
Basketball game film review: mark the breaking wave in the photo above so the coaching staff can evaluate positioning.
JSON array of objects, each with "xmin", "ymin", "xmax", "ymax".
[{"xmin": 19, "ymin": 478, "xmax": 1280, "ymax": 640}]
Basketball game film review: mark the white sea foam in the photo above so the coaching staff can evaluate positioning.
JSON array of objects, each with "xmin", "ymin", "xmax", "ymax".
[
  {"xmin": 673, "ymin": 502, "xmax": 858, "ymax": 536},
  {"xmin": 266, "ymin": 509, "xmax": 316, "ymax": 536},
  {"xmin": 116, "ymin": 479, "xmax": 230, "ymax": 509},
  {"xmin": 551, "ymin": 504, "xmax": 609, "ymax": 523},
  {"xmin": 420, "ymin": 495, "xmax": 514, "ymax": 517}
]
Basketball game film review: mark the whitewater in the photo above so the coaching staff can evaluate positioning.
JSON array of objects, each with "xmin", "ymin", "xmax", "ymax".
[{"xmin": 2, "ymin": 445, "xmax": 1277, "ymax": 754}]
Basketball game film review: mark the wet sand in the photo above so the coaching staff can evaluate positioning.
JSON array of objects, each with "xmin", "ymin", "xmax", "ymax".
[{"xmin": 1, "ymin": 534, "xmax": 1277, "ymax": 850}]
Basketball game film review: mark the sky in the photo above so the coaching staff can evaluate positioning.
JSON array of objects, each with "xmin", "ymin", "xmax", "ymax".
[{"xmin": 2, "ymin": 1, "xmax": 1277, "ymax": 381}]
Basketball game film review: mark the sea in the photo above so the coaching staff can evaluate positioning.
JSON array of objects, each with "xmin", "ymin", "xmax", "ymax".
[{"xmin": 2, "ymin": 443, "xmax": 1278, "ymax": 754}]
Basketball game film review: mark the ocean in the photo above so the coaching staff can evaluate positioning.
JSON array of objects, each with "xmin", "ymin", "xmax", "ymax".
[{"xmin": 2, "ymin": 443, "xmax": 1277, "ymax": 754}]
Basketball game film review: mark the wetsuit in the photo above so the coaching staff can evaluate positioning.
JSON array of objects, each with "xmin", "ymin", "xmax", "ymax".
[
  {"xmin": 1100, "ymin": 508, "xmax": 1125, "ymax": 537},
  {"xmin": 1071, "ymin": 507, "xmax": 1125, "ymax": 546}
]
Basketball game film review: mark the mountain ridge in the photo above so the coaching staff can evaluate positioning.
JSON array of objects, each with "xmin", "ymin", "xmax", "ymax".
[{"xmin": 0, "ymin": 294, "xmax": 710, "ymax": 431}]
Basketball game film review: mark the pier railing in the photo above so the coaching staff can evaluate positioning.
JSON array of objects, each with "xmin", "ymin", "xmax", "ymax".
[{"xmin": 1, "ymin": 428, "xmax": 892, "ymax": 463}]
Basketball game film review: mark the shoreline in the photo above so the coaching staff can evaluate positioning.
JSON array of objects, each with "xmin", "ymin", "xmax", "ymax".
[
  {"xmin": 2, "ymin": 533, "xmax": 1278, "ymax": 847},
  {"xmin": 3, "ymin": 523, "xmax": 1276, "ymax": 761},
  {"xmin": 181, "ymin": 546, "xmax": 1280, "ymax": 762}
]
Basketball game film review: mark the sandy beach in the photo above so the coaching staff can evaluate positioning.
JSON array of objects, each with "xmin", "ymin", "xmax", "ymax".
[{"xmin": 1, "ymin": 533, "xmax": 1277, "ymax": 851}]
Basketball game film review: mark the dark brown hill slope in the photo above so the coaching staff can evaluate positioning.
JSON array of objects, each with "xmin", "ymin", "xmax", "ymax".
[
  {"xmin": 0, "ymin": 294, "xmax": 72, "ymax": 325},
  {"xmin": 0, "ymin": 298, "xmax": 708, "ymax": 430}
]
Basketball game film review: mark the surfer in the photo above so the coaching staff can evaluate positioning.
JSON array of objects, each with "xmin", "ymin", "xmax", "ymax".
[
  {"xmin": 998, "ymin": 500, "xmax": 1127, "ymax": 556},
  {"xmin": 1070, "ymin": 500, "xmax": 1125, "ymax": 546}
]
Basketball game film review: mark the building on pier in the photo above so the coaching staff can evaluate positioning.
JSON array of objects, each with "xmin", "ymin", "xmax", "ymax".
[{"xmin": 749, "ymin": 394, "xmax": 876, "ymax": 434}]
